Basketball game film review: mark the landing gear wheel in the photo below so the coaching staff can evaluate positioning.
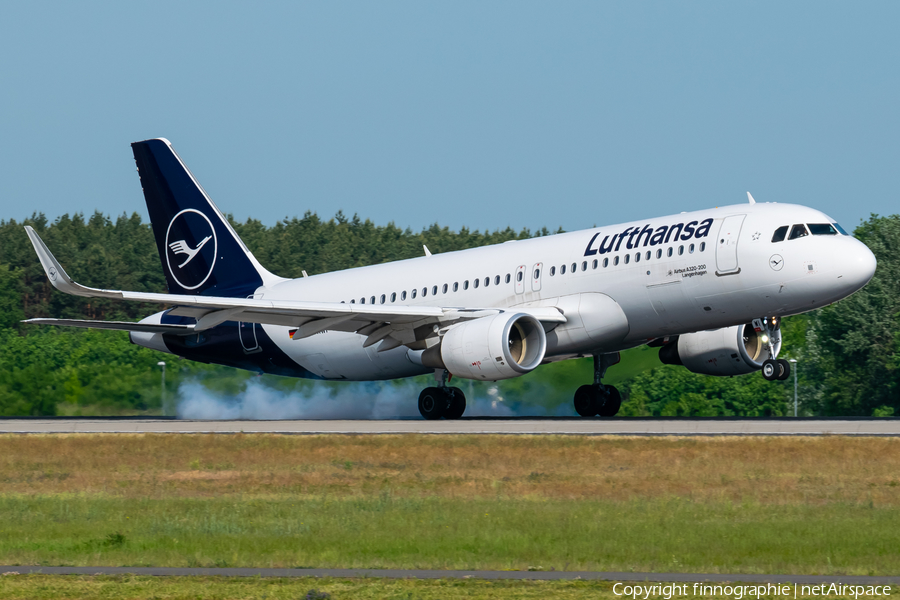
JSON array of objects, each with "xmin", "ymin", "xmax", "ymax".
[
  {"xmin": 418, "ymin": 387, "xmax": 447, "ymax": 420},
  {"xmin": 761, "ymin": 359, "xmax": 782, "ymax": 381},
  {"xmin": 777, "ymin": 359, "xmax": 791, "ymax": 381},
  {"xmin": 597, "ymin": 385, "xmax": 622, "ymax": 417},
  {"xmin": 444, "ymin": 387, "xmax": 467, "ymax": 419},
  {"xmin": 574, "ymin": 384, "xmax": 599, "ymax": 417}
]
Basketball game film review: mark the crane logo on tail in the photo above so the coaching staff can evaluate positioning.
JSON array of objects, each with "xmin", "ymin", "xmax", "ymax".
[
  {"xmin": 169, "ymin": 235, "xmax": 212, "ymax": 268},
  {"xmin": 164, "ymin": 209, "xmax": 218, "ymax": 290}
]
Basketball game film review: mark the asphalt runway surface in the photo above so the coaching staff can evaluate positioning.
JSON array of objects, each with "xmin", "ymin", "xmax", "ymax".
[
  {"xmin": 0, "ymin": 417, "xmax": 899, "ymax": 435},
  {"xmin": 3, "ymin": 566, "xmax": 900, "ymax": 584}
]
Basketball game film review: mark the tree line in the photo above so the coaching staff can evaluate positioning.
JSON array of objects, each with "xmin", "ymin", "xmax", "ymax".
[{"xmin": 0, "ymin": 210, "xmax": 896, "ymax": 416}]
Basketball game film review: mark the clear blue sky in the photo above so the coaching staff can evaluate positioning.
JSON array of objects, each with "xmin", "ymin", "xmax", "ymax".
[{"xmin": 1, "ymin": 2, "xmax": 897, "ymax": 234}]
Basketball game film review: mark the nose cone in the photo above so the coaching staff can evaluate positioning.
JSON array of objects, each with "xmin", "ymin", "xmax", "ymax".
[{"xmin": 837, "ymin": 238, "xmax": 877, "ymax": 294}]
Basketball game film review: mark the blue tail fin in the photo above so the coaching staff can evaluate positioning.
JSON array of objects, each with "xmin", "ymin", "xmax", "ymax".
[{"xmin": 131, "ymin": 138, "xmax": 281, "ymax": 297}]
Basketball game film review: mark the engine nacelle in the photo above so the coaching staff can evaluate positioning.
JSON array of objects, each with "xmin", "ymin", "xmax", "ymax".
[
  {"xmin": 421, "ymin": 313, "xmax": 547, "ymax": 381},
  {"xmin": 659, "ymin": 322, "xmax": 782, "ymax": 376}
]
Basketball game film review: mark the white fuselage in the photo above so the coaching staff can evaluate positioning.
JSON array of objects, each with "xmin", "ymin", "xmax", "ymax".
[{"xmin": 245, "ymin": 202, "xmax": 875, "ymax": 381}]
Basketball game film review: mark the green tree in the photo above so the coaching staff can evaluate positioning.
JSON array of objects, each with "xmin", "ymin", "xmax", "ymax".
[{"xmin": 801, "ymin": 214, "xmax": 900, "ymax": 415}]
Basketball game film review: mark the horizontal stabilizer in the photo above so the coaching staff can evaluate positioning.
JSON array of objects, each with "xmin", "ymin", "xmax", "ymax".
[{"xmin": 23, "ymin": 318, "xmax": 195, "ymax": 335}]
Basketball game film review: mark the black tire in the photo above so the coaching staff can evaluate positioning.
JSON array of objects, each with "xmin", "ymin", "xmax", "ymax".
[
  {"xmin": 761, "ymin": 359, "xmax": 780, "ymax": 381},
  {"xmin": 444, "ymin": 387, "xmax": 467, "ymax": 419},
  {"xmin": 777, "ymin": 359, "xmax": 791, "ymax": 381},
  {"xmin": 574, "ymin": 384, "xmax": 599, "ymax": 417},
  {"xmin": 597, "ymin": 385, "xmax": 622, "ymax": 417},
  {"xmin": 418, "ymin": 387, "xmax": 447, "ymax": 420}
]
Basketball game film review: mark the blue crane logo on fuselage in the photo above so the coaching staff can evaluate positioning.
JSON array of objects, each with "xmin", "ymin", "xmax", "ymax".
[{"xmin": 165, "ymin": 209, "xmax": 218, "ymax": 290}]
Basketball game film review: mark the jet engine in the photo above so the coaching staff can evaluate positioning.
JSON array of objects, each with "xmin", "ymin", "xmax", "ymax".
[
  {"xmin": 658, "ymin": 321, "xmax": 782, "ymax": 376},
  {"xmin": 420, "ymin": 313, "xmax": 547, "ymax": 381}
]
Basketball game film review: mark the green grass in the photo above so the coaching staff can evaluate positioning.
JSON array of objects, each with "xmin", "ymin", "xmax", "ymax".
[
  {"xmin": 1, "ymin": 494, "xmax": 897, "ymax": 575},
  {"xmin": 0, "ymin": 575, "xmax": 887, "ymax": 600}
]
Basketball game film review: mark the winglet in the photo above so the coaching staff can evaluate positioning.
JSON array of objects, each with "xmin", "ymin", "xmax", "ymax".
[
  {"xmin": 24, "ymin": 226, "xmax": 120, "ymax": 299},
  {"xmin": 747, "ymin": 192, "xmax": 756, "ymax": 204}
]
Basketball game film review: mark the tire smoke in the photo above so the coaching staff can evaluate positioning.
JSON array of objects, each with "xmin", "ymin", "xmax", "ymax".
[{"xmin": 174, "ymin": 379, "xmax": 566, "ymax": 420}]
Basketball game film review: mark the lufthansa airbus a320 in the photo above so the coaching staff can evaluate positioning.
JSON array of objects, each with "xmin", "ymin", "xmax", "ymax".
[{"xmin": 24, "ymin": 139, "xmax": 877, "ymax": 418}]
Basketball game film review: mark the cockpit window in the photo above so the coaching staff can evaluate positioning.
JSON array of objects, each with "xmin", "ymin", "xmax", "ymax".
[
  {"xmin": 788, "ymin": 224, "xmax": 809, "ymax": 240},
  {"xmin": 772, "ymin": 226, "xmax": 788, "ymax": 243},
  {"xmin": 808, "ymin": 223, "xmax": 838, "ymax": 236},
  {"xmin": 833, "ymin": 222, "xmax": 849, "ymax": 235}
]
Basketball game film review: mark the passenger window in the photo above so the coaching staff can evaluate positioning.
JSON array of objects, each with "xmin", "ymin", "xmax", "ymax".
[
  {"xmin": 689, "ymin": 244, "xmax": 695, "ymax": 253},
  {"xmin": 534, "ymin": 269, "xmax": 540, "ymax": 279},
  {"xmin": 360, "ymin": 297, "xmax": 366, "ymax": 304},
  {"xmin": 494, "ymin": 276, "xmax": 500, "ymax": 285},
  {"xmin": 560, "ymin": 264, "xmax": 566, "ymax": 274},
  {"xmin": 422, "ymin": 287, "xmax": 427, "ymax": 297},
  {"xmin": 667, "ymin": 247, "xmax": 673, "ymax": 257},
  {"xmin": 634, "ymin": 252, "xmax": 640, "ymax": 263},
  {"xmin": 581, "ymin": 261, "xmax": 587, "ymax": 271},
  {"xmin": 772, "ymin": 226, "xmax": 788, "ymax": 243},
  {"xmin": 505, "ymin": 274, "xmax": 511, "ymax": 284},
  {"xmin": 603, "ymin": 258, "xmax": 609, "ymax": 268},
  {"xmin": 484, "ymin": 277, "xmax": 489, "ymax": 287},
  {"xmin": 371, "ymin": 296, "xmax": 376, "ymax": 304},
  {"xmin": 390, "ymin": 292, "xmax": 396, "ymax": 302},
  {"xmin": 432, "ymin": 285, "xmax": 438, "ymax": 295},
  {"xmin": 550, "ymin": 266, "xmax": 556, "ymax": 276},
  {"xmin": 442, "ymin": 284, "xmax": 448, "ymax": 294},
  {"xmin": 452, "ymin": 282, "xmax": 458, "ymax": 292},
  {"xmin": 517, "ymin": 271, "xmax": 523, "ymax": 282},
  {"xmin": 380, "ymin": 294, "xmax": 385, "ymax": 304},
  {"xmin": 474, "ymin": 278, "xmax": 479, "ymax": 288},
  {"xmin": 401, "ymin": 291, "xmax": 407, "ymax": 301},
  {"xmin": 678, "ymin": 246, "xmax": 684, "ymax": 255},
  {"xmin": 571, "ymin": 262, "xmax": 577, "ymax": 273},
  {"xmin": 592, "ymin": 259, "xmax": 598, "ymax": 269},
  {"xmin": 624, "ymin": 254, "xmax": 630, "ymax": 264},
  {"xmin": 464, "ymin": 280, "xmax": 469, "ymax": 290},
  {"xmin": 645, "ymin": 251, "xmax": 651, "ymax": 260},
  {"xmin": 411, "ymin": 289, "xmax": 417, "ymax": 299},
  {"xmin": 808, "ymin": 223, "xmax": 838, "ymax": 236},
  {"xmin": 613, "ymin": 256, "xmax": 620, "ymax": 266},
  {"xmin": 350, "ymin": 299, "xmax": 356, "ymax": 304},
  {"xmin": 789, "ymin": 224, "xmax": 809, "ymax": 240},
  {"xmin": 655, "ymin": 249, "xmax": 662, "ymax": 259},
  {"xmin": 699, "ymin": 242, "xmax": 706, "ymax": 252}
]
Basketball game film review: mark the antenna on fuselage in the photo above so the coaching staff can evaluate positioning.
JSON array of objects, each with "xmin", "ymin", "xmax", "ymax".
[
  {"xmin": 747, "ymin": 192, "xmax": 756, "ymax": 204},
  {"xmin": 423, "ymin": 245, "xmax": 432, "ymax": 257}
]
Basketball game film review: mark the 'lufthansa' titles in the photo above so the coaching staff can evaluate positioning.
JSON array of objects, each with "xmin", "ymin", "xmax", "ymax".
[{"xmin": 583, "ymin": 218, "xmax": 714, "ymax": 257}]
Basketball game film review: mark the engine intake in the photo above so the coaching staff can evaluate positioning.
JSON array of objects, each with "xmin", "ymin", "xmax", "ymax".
[
  {"xmin": 421, "ymin": 312, "xmax": 547, "ymax": 380},
  {"xmin": 659, "ymin": 322, "xmax": 781, "ymax": 376}
]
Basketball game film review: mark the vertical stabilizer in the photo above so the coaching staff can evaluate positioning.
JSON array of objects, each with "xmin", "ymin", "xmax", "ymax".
[{"xmin": 131, "ymin": 138, "xmax": 283, "ymax": 297}]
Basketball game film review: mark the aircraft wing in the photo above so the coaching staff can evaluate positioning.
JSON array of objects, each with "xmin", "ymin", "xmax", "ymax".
[{"xmin": 23, "ymin": 226, "xmax": 565, "ymax": 347}]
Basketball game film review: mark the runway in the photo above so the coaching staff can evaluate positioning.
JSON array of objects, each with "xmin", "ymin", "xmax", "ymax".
[
  {"xmin": 4, "ymin": 565, "xmax": 900, "ymax": 584},
  {"xmin": 1, "ymin": 417, "xmax": 898, "ymax": 435}
]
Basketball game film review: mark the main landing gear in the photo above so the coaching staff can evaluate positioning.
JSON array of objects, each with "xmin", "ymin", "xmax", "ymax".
[
  {"xmin": 574, "ymin": 353, "xmax": 622, "ymax": 417},
  {"xmin": 418, "ymin": 370, "xmax": 467, "ymax": 420}
]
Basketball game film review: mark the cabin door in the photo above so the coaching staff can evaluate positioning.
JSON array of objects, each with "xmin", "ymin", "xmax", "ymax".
[{"xmin": 715, "ymin": 215, "xmax": 745, "ymax": 275}]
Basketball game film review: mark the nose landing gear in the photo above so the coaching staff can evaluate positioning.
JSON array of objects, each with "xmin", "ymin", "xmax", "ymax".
[
  {"xmin": 574, "ymin": 353, "xmax": 622, "ymax": 417},
  {"xmin": 762, "ymin": 358, "xmax": 791, "ymax": 381},
  {"xmin": 754, "ymin": 317, "xmax": 790, "ymax": 381}
]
